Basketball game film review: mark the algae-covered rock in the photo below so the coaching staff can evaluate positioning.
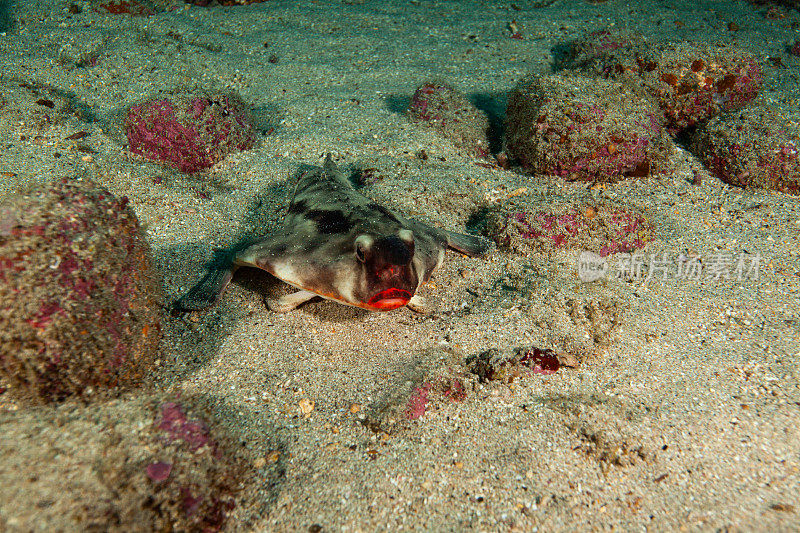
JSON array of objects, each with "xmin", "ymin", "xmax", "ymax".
[
  {"xmin": 408, "ymin": 82, "xmax": 490, "ymax": 158},
  {"xmin": 0, "ymin": 394, "xmax": 249, "ymax": 531},
  {"xmin": 691, "ymin": 104, "xmax": 799, "ymax": 195},
  {"xmin": 505, "ymin": 74, "xmax": 670, "ymax": 182},
  {"xmin": 0, "ymin": 179, "xmax": 162, "ymax": 404},
  {"xmin": 125, "ymin": 90, "xmax": 256, "ymax": 173}
]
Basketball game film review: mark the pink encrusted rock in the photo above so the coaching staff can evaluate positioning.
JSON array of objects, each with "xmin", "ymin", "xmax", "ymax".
[
  {"xmin": 146, "ymin": 461, "xmax": 173, "ymax": 482},
  {"xmin": 691, "ymin": 104, "xmax": 799, "ymax": 195},
  {"xmin": 505, "ymin": 74, "xmax": 671, "ymax": 182},
  {"xmin": 400, "ymin": 376, "xmax": 470, "ymax": 421},
  {"xmin": 519, "ymin": 347, "xmax": 561, "ymax": 375},
  {"xmin": 0, "ymin": 394, "xmax": 250, "ymax": 531},
  {"xmin": 362, "ymin": 350, "xmax": 473, "ymax": 433},
  {"xmin": 488, "ymin": 200, "xmax": 652, "ymax": 256},
  {"xmin": 111, "ymin": 397, "xmax": 246, "ymax": 531},
  {"xmin": 408, "ymin": 82, "xmax": 491, "ymax": 158},
  {"xmin": 467, "ymin": 346, "xmax": 561, "ymax": 383},
  {"xmin": 401, "ymin": 376, "xmax": 469, "ymax": 421},
  {"xmin": 639, "ymin": 43, "xmax": 762, "ymax": 134},
  {"xmin": 571, "ymin": 35, "xmax": 763, "ymax": 134},
  {"xmin": 0, "ymin": 179, "xmax": 162, "ymax": 404},
  {"xmin": 157, "ymin": 401, "xmax": 212, "ymax": 451},
  {"xmin": 403, "ymin": 383, "xmax": 432, "ymax": 421},
  {"xmin": 562, "ymin": 28, "xmax": 648, "ymax": 71},
  {"xmin": 125, "ymin": 91, "xmax": 256, "ymax": 173}
]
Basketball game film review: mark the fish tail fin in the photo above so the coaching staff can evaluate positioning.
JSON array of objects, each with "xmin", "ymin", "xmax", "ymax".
[{"xmin": 445, "ymin": 230, "xmax": 491, "ymax": 257}]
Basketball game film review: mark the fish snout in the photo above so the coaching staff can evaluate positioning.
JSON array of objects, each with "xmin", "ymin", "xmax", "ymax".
[{"xmin": 378, "ymin": 265, "xmax": 400, "ymax": 282}]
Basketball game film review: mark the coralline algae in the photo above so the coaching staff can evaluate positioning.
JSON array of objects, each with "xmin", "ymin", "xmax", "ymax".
[
  {"xmin": 568, "ymin": 31, "xmax": 763, "ymax": 134},
  {"xmin": 0, "ymin": 394, "xmax": 249, "ymax": 532},
  {"xmin": 0, "ymin": 179, "xmax": 162, "ymax": 404},
  {"xmin": 408, "ymin": 82, "xmax": 491, "ymax": 158},
  {"xmin": 692, "ymin": 104, "xmax": 799, "ymax": 195},
  {"xmin": 488, "ymin": 200, "xmax": 652, "ymax": 256},
  {"xmin": 125, "ymin": 90, "xmax": 256, "ymax": 174},
  {"xmin": 504, "ymin": 74, "xmax": 671, "ymax": 182}
]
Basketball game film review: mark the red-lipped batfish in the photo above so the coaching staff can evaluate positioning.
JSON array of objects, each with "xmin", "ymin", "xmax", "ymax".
[{"xmin": 176, "ymin": 154, "xmax": 488, "ymax": 313}]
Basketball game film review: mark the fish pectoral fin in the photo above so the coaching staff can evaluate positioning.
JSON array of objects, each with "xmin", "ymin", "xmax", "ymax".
[
  {"xmin": 445, "ymin": 229, "xmax": 492, "ymax": 257},
  {"xmin": 174, "ymin": 266, "xmax": 236, "ymax": 312},
  {"xmin": 267, "ymin": 290, "xmax": 319, "ymax": 313},
  {"xmin": 406, "ymin": 294, "xmax": 431, "ymax": 315}
]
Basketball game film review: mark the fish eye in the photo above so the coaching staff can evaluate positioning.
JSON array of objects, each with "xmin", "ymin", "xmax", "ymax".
[
  {"xmin": 354, "ymin": 235, "xmax": 373, "ymax": 262},
  {"xmin": 399, "ymin": 229, "xmax": 414, "ymax": 244}
]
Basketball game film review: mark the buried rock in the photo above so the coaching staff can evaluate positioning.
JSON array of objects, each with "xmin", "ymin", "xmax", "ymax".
[
  {"xmin": 408, "ymin": 81, "xmax": 491, "ymax": 159},
  {"xmin": 361, "ymin": 349, "xmax": 472, "ymax": 433},
  {"xmin": 0, "ymin": 393, "xmax": 251, "ymax": 532},
  {"xmin": 467, "ymin": 346, "xmax": 563, "ymax": 384},
  {"xmin": 487, "ymin": 198, "xmax": 653, "ymax": 256},
  {"xmin": 125, "ymin": 90, "xmax": 256, "ymax": 174}
]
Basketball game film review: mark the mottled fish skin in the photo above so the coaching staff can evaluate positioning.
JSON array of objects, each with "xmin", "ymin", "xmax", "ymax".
[{"xmin": 176, "ymin": 154, "xmax": 488, "ymax": 313}]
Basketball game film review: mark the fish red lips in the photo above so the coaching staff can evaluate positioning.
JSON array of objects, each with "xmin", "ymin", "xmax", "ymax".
[{"xmin": 367, "ymin": 288, "xmax": 412, "ymax": 310}]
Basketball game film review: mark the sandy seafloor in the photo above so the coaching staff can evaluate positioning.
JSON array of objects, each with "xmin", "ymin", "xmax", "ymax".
[{"xmin": 1, "ymin": 0, "xmax": 800, "ymax": 531}]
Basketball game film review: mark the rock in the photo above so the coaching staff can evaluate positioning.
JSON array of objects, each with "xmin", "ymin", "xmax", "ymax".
[
  {"xmin": 691, "ymin": 104, "xmax": 799, "ymax": 194},
  {"xmin": 125, "ymin": 90, "xmax": 256, "ymax": 174},
  {"xmin": 0, "ymin": 179, "xmax": 162, "ymax": 404},
  {"xmin": 504, "ymin": 74, "xmax": 670, "ymax": 182}
]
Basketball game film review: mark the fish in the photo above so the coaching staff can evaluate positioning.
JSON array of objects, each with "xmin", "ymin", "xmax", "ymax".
[{"xmin": 175, "ymin": 154, "xmax": 489, "ymax": 313}]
